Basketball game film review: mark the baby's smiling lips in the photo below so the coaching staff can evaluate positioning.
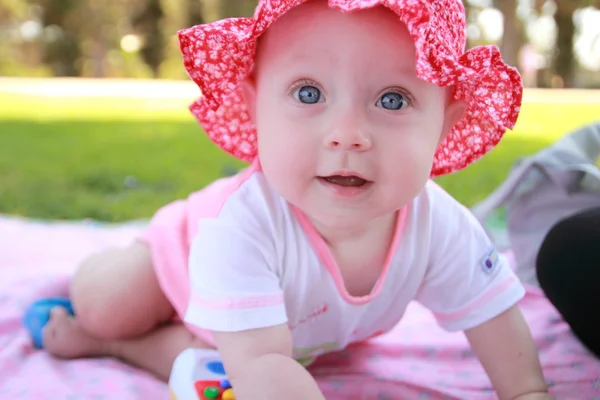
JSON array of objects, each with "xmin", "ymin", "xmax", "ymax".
[
  {"xmin": 316, "ymin": 171, "xmax": 373, "ymax": 198},
  {"xmin": 317, "ymin": 173, "xmax": 373, "ymax": 199},
  {"xmin": 322, "ymin": 175, "xmax": 368, "ymax": 187},
  {"xmin": 317, "ymin": 174, "xmax": 373, "ymax": 198}
]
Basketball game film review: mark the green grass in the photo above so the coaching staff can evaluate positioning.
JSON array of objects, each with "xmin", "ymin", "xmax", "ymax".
[{"xmin": 1, "ymin": 91, "xmax": 598, "ymax": 222}]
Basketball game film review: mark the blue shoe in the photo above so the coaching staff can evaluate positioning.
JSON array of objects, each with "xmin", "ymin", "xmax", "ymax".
[{"xmin": 23, "ymin": 297, "xmax": 74, "ymax": 349}]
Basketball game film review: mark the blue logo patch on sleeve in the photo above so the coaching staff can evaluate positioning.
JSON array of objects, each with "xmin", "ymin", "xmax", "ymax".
[{"xmin": 481, "ymin": 247, "xmax": 500, "ymax": 274}]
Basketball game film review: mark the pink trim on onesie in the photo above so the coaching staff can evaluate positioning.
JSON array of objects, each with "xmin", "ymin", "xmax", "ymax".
[
  {"xmin": 292, "ymin": 205, "xmax": 410, "ymax": 305},
  {"xmin": 190, "ymin": 293, "xmax": 284, "ymax": 310},
  {"xmin": 433, "ymin": 273, "xmax": 520, "ymax": 323}
]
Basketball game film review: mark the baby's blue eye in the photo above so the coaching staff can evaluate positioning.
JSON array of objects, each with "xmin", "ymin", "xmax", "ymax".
[
  {"xmin": 296, "ymin": 85, "xmax": 321, "ymax": 104},
  {"xmin": 378, "ymin": 92, "xmax": 407, "ymax": 110}
]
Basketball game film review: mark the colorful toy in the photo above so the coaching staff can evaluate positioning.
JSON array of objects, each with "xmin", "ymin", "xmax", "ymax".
[
  {"xmin": 169, "ymin": 348, "xmax": 235, "ymax": 400},
  {"xmin": 23, "ymin": 297, "xmax": 74, "ymax": 348}
]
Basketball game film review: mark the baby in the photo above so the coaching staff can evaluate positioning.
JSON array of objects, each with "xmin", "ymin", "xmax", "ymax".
[{"xmin": 38, "ymin": 0, "xmax": 551, "ymax": 399}]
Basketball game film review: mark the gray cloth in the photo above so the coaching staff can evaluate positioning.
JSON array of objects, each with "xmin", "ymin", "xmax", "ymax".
[{"xmin": 471, "ymin": 121, "xmax": 600, "ymax": 287}]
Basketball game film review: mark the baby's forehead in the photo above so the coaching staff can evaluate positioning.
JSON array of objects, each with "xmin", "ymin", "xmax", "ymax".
[
  {"xmin": 256, "ymin": 1, "xmax": 416, "ymax": 71},
  {"xmin": 262, "ymin": 2, "xmax": 407, "ymax": 45}
]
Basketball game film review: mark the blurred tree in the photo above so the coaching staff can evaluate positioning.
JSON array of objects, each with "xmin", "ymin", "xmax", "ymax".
[
  {"xmin": 554, "ymin": 0, "xmax": 577, "ymax": 87},
  {"xmin": 186, "ymin": 0, "xmax": 205, "ymax": 26},
  {"xmin": 0, "ymin": 0, "xmax": 27, "ymax": 21},
  {"xmin": 132, "ymin": 0, "xmax": 165, "ymax": 78},
  {"xmin": 27, "ymin": 0, "xmax": 135, "ymax": 77},
  {"xmin": 462, "ymin": 1, "xmax": 475, "ymax": 48},
  {"xmin": 0, "ymin": 0, "xmax": 39, "ymax": 75},
  {"xmin": 219, "ymin": 0, "xmax": 257, "ymax": 17},
  {"xmin": 535, "ymin": 0, "xmax": 600, "ymax": 87},
  {"xmin": 32, "ymin": 0, "xmax": 83, "ymax": 76},
  {"xmin": 494, "ymin": 0, "xmax": 522, "ymax": 68}
]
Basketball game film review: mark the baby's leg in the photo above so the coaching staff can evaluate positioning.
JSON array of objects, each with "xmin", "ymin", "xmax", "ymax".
[
  {"xmin": 46, "ymin": 308, "xmax": 210, "ymax": 381},
  {"xmin": 70, "ymin": 240, "xmax": 174, "ymax": 339},
  {"xmin": 43, "ymin": 241, "xmax": 210, "ymax": 380}
]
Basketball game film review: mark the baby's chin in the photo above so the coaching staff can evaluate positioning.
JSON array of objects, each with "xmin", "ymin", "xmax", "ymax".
[{"xmin": 301, "ymin": 198, "xmax": 400, "ymax": 228}]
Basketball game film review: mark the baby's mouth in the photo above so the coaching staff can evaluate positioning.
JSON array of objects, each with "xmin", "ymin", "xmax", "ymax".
[{"xmin": 320, "ymin": 175, "xmax": 369, "ymax": 187}]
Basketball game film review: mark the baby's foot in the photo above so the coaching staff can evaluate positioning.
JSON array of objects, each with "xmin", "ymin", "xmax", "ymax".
[{"xmin": 43, "ymin": 307, "xmax": 109, "ymax": 359}]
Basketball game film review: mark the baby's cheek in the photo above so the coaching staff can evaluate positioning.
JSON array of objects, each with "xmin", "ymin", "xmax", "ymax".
[
  {"xmin": 258, "ymin": 139, "xmax": 300, "ymax": 180},
  {"xmin": 388, "ymin": 146, "xmax": 432, "ymax": 190}
]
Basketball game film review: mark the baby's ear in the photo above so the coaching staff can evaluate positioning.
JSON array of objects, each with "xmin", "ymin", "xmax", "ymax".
[
  {"xmin": 239, "ymin": 76, "xmax": 257, "ymax": 123},
  {"xmin": 439, "ymin": 97, "xmax": 467, "ymax": 144}
]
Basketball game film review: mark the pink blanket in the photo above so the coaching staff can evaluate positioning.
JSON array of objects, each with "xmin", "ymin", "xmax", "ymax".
[{"xmin": 0, "ymin": 214, "xmax": 598, "ymax": 399}]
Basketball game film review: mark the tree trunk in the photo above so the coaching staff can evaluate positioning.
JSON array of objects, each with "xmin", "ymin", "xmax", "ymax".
[
  {"xmin": 497, "ymin": 0, "xmax": 522, "ymax": 68},
  {"xmin": 38, "ymin": 0, "xmax": 82, "ymax": 76},
  {"xmin": 187, "ymin": 0, "xmax": 205, "ymax": 26},
  {"xmin": 92, "ymin": 39, "xmax": 106, "ymax": 78},
  {"xmin": 218, "ymin": 0, "xmax": 256, "ymax": 18},
  {"xmin": 552, "ymin": 0, "xmax": 577, "ymax": 88},
  {"xmin": 132, "ymin": 0, "xmax": 165, "ymax": 78}
]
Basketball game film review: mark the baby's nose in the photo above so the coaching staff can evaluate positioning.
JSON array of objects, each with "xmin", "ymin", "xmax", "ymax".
[{"xmin": 325, "ymin": 128, "xmax": 371, "ymax": 151}]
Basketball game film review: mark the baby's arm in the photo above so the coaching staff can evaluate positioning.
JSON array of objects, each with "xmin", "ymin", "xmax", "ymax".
[
  {"xmin": 465, "ymin": 305, "xmax": 550, "ymax": 400},
  {"xmin": 213, "ymin": 324, "xmax": 325, "ymax": 400},
  {"xmin": 414, "ymin": 183, "xmax": 550, "ymax": 399},
  {"xmin": 184, "ymin": 208, "xmax": 324, "ymax": 398}
]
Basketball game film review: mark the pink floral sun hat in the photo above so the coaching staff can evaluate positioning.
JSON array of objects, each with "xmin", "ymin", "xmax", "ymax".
[{"xmin": 178, "ymin": 0, "xmax": 523, "ymax": 177}]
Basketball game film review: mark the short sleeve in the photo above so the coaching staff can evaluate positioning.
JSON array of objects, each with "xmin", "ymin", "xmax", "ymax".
[
  {"xmin": 414, "ymin": 183, "xmax": 525, "ymax": 332},
  {"xmin": 184, "ymin": 217, "xmax": 287, "ymax": 332}
]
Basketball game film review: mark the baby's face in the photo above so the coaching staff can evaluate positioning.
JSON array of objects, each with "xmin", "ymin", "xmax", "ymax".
[{"xmin": 243, "ymin": 1, "xmax": 464, "ymax": 231}]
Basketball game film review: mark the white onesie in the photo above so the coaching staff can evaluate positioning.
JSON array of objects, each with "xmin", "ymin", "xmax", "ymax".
[{"xmin": 180, "ymin": 164, "xmax": 525, "ymax": 364}]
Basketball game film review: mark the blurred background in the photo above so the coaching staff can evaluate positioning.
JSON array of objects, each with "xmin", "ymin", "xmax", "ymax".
[
  {"xmin": 2, "ymin": 0, "xmax": 600, "ymax": 86},
  {"xmin": 0, "ymin": 0, "xmax": 599, "ymax": 222}
]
